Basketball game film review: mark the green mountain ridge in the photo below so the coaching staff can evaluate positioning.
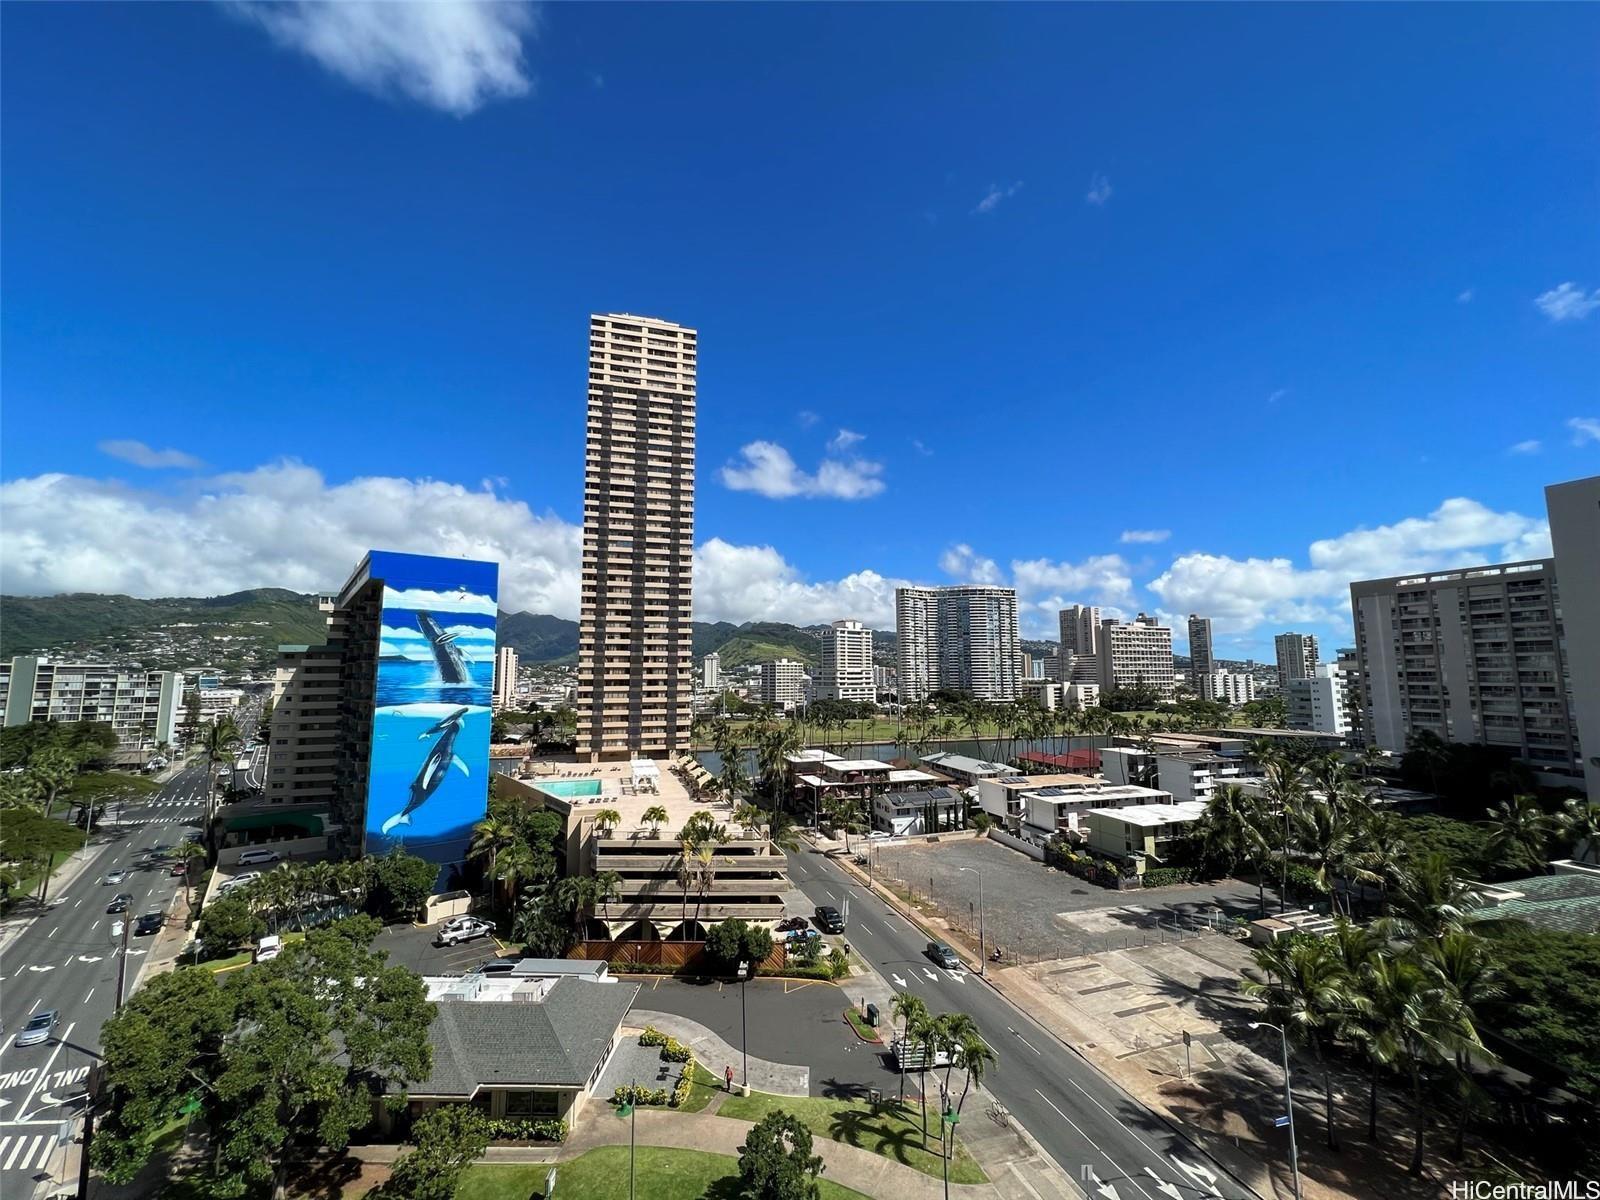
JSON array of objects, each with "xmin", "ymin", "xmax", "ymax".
[{"xmin": 0, "ymin": 590, "xmax": 898, "ymax": 673}]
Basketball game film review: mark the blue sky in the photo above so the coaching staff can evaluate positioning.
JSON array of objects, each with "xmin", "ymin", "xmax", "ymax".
[{"xmin": 2, "ymin": 2, "xmax": 1596, "ymax": 657}]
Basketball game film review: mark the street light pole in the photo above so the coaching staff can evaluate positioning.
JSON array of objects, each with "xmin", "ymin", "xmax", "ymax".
[
  {"xmin": 959, "ymin": 866, "xmax": 984, "ymax": 974},
  {"xmin": 1251, "ymin": 1021, "xmax": 1301, "ymax": 1200},
  {"xmin": 615, "ymin": 1087, "xmax": 637, "ymax": 1200},
  {"xmin": 737, "ymin": 961, "xmax": 750, "ymax": 1093}
]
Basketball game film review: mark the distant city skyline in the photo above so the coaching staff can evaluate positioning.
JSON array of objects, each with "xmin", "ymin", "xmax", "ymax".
[{"xmin": 1, "ymin": 3, "xmax": 1595, "ymax": 660}]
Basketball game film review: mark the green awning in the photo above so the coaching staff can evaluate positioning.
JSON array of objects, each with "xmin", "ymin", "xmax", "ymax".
[{"xmin": 222, "ymin": 811, "xmax": 325, "ymax": 835}]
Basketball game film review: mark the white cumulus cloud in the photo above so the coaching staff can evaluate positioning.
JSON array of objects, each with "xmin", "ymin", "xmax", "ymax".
[
  {"xmin": 938, "ymin": 544, "xmax": 1004, "ymax": 586},
  {"xmin": 973, "ymin": 181, "xmax": 1023, "ymax": 215},
  {"xmin": 98, "ymin": 439, "xmax": 205, "ymax": 470},
  {"xmin": 1508, "ymin": 440, "xmax": 1542, "ymax": 455},
  {"xmin": 694, "ymin": 539, "xmax": 909, "ymax": 628},
  {"xmin": 828, "ymin": 428, "xmax": 865, "ymax": 453},
  {"xmin": 718, "ymin": 441, "xmax": 885, "ymax": 501},
  {"xmin": 1569, "ymin": 417, "xmax": 1600, "ymax": 446},
  {"xmin": 1535, "ymin": 282, "xmax": 1600, "ymax": 323},
  {"xmin": 225, "ymin": 0, "xmax": 539, "ymax": 116}
]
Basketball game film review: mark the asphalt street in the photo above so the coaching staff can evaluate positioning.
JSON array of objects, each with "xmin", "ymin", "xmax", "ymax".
[
  {"xmin": 787, "ymin": 847, "xmax": 1258, "ymax": 1200},
  {"xmin": 0, "ymin": 764, "xmax": 208, "ymax": 1196}
]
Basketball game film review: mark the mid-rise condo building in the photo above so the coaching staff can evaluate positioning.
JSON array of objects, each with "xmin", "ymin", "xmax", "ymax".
[
  {"xmin": 1098, "ymin": 614, "xmax": 1176, "ymax": 701},
  {"xmin": 1287, "ymin": 662, "xmax": 1351, "ymax": 738},
  {"xmin": 493, "ymin": 645, "xmax": 519, "ymax": 710},
  {"xmin": 1544, "ymin": 475, "xmax": 1600, "ymax": 797},
  {"xmin": 1187, "ymin": 615, "xmax": 1215, "ymax": 697},
  {"xmin": 1351, "ymin": 559, "xmax": 1581, "ymax": 786},
  {"xmin": 0, "ymin": 656, "xmax": 182, "ymax": 751},
  {"xmin": 759, "ymin": 659, "xmax": 805, "ymax": 711},
  {"xmin": 576, "ymin": 313, "xmax": 696, "ymax": 761}
]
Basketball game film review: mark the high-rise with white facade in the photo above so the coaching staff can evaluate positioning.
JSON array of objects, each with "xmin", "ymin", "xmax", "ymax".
[
  {"xmin": 493, "ymin": 645, "xmax": 519, "ymax": 710},
  {"xmin": 1187, "ymin": 615, "xmax": 1216, "ymax": 699},
  {"xmin": 576, "ymin": 313, "xmax": 696, "ymax": 761},
  {"xmin": 1059, "ymin": 605, "xmax": 1101, "ymax": 657},
  {"xmin": 1098, "ymin": 614, "xmax": 1176, "ymax": 701},
  {"xmin": 1545, "ymin": 474, "xmax": 1600, "ymax": 797},
  {"xmin": 702, "ymin": 652, "xmax": 720, "ymax": 693},
  {"xmin": 0, "ymin": 656, "xmax": 182, "ymax": 750},
  {"xmin": 1287, "ymin": 662, "xmax": 1351, "ymax": 737},
  {"xmin": 760, "ymin": 659, "xmax": 805, "ymax": 711},
  {"xmin": 895, "ymin": 586, "xmax": 1020, "ymax": 702},
  {"xmin": 1274, "ymin": 632, "xmax": 1320, "ymax": 692},
  {"xmin": 817, "ymin": 620, "xmax": 875, "ymax": 703},
  {"xmin": 1351, "ymin": 559, "xmax": 1581, "ymax": 786}
]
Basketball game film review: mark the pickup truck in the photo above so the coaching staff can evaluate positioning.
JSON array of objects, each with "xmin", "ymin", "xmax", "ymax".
[
  {"xmin": 890, "ymin": 1034, "xmax": 951, "ymax": 1071},
  {"xmin": 435, "ymin": 916, "xmax": 495, "ymax": 947}
]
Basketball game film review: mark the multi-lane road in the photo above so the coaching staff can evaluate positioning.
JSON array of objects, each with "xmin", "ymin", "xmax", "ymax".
[
  {"xmin": 0, "ymin": 765, "xmax": 209, "ymax": 1196},
  {"xmin": 787, "ymin": 847, "xmax": 1257, "ymax": 1200}
]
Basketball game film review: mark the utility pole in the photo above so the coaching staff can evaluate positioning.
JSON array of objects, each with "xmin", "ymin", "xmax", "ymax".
[
  {"xmin": 1252, "ymin": 1021, "xmax": 1302, "ymax": 1200},
  {"xmin": 960, "ymin": 866, "xmax": 985, "ymax": 973}
]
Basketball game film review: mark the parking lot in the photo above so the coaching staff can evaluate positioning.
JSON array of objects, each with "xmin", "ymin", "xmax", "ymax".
[
  {"xmin": 370, "ymin": 919, "xmax": 512, "ymax": 976},
  {"xmin": 868, "ymin": 836, "xmax": 1263, "ymax": 963}
]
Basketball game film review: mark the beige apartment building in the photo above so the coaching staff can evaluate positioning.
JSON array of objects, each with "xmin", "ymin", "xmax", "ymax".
[
  {"xmin": 577, "ymin": 313, "xmax": 697, "ymax": 761},
  {"xmin": 817, "ymin": 619, "xmax": 875, "ymax": 702},
  {"xmin": 1098, "ymin": 613, "xmax": 1176, "ymax": 701}
]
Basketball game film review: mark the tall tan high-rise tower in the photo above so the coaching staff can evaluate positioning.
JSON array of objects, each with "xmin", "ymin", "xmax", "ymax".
[{"xmin": 577, "ymin": 313, "xmax": 697, "ymax": 761}]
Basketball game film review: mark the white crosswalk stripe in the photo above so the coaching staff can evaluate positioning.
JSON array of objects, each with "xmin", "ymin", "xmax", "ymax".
[{"xmin": 0, "ymin": 1132, "xmax": 49, "ymax": 1171}]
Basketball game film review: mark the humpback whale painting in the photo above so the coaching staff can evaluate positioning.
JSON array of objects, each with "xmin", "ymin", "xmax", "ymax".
[{"xmin": 361, "ymin": 551, "xmax": 499, "ymax": 887}]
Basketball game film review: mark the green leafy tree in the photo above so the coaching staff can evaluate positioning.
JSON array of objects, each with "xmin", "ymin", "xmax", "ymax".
[
  {"xmin": 198, "ymin": 893, "xmax": 266, "ymax": 953},
  {"xmin": 1557, "ymin": 798, "xmax": 1600, "ymax": 864},
  {"xmin": 26, "ymin": 748, "xmax": 79, "ymax": 819},
  {"xmin": 372, "ymin": 847, "xmax": 439, "ymax": 921},
  {"xmin": 736, "ymin": 1110, "xmax": 825, "ymax": 1200},
  {"xmin": 1481, "ymin": 794, "xmax": 1556, "ymax": 874},
  {"xmin": 705, "ymin": 918, "xmax": 752, "ymax": 968},
  {"xmin": 379, "ymin": 1104, "xmax": 490, "ymax": 1200}
]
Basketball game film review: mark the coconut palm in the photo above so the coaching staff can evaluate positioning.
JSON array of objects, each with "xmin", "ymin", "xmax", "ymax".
[
  {"xmin": 1359, "ymin": 951, "xmax": 1478, "ymax": 1174},
  {"xmin": 1418, "ymin": 931, "xmax": 1501, "ymax": 1157},
  {"xmin": 24, "ymin": 749, "xmax": 78, "ymax": 819},
  {"xmin": 467, "ymin": 812, "xmax": 519, "ymax": 906},
  {"xmin": 1243, "ymin": 934, "xmax": 1361, "ymax": 1149},
  {"xmin": 1481, "ymin": 794, "xmax": 1555, "ymax": 874},
  {"xmin": 890, "ymin": 992, "xmax": 929, "ymax": 1106},
  {"xmin": 733, "ymin": 803, "xmax": 764, "ymax": 835},
  {"xmin": 1261, "ymin": 757, "xmax": 1308, "ymax": 913},
  {"xmin": 641, "ymin": 804, "xmax": 669, "ymax": 838},
  {"xmin": 951, "ymin": 1028, "xmax": 996, "ymax": 1128},
  {"xmin": 593, "ymin": 808, "xmax": 623, "ymax": 838},
  {"xmin": 932, "ymin": 1012, "xmax": 980, "ymax": 1150},
  {"xmin": 1293, "ymin": 800, "xmax": 1364, "ymax": 915},
  {"xmin": 1381, "ymin": 852, "xmax": 1485, "ymax": 941},
  {"xmin": 1557, "ymin": 797, "xmax": 1600, "ymax": 863}
]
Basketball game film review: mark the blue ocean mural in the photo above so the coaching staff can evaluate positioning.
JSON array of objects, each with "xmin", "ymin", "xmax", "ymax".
[{"xmin": 361, "ymin": 552, "xmax": 499, "ymax": 886}]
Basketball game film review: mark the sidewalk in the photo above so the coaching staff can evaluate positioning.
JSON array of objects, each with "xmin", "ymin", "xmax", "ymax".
[{"xmin": 626, "ymin": 1008, "xmax": 809, "ymax": 1096}]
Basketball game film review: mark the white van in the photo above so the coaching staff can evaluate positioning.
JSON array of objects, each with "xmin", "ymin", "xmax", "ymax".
[
  {"xmin": 236, "ymin": 848, "xmax": 282, "ymax": 867},
  {"xmin": 253, "ymin": 935, "xmax": 282, "ymax": 963}
]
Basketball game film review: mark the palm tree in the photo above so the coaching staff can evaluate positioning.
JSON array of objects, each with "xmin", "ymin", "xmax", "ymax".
[
  {"xmin": 951, "ymin": 1028, "xmax": 996, "ymax": 1130},
  {"xmin": 889, "ymin": 992, "xmax": 929, "ymax": 1106},
  {"xmin": 1557, "ymin": 797, "xmax": 1600, "ymax": 864},
  {"xmin": 733, "ymin": 803, "xmax": 763, "ymax": 836},
  {"xmin": 1481, "ymin": 794, "xmax": 1555, "ymax": 874},
  {"xmin": 932, "ymin": 1012, "xmax": 979, "ymax": 1149},
  {"xmin": 1243, "ymin": 934, "xmax": 1360, "ymax": 1149},
  {"xmin": 593, "ymin": 808, "xmax": 623, "ymax": 839},
  {"xmin": 1261, "ymin": 757, "xmax": 1308, "ymax": 913},
  {"xmin": 1382, "ymin": 852, "xmax": 1485, "ymax": 941},
  {"xmin": 1418, "ymin": 931, "xmax": 1501, "ymax": 1158},
  {"xmin": 179, "ymin": 840, "xmax": 207, "ymax": 910},
  {"xmin": 641, "ymin": 804, "xmax": 669, "ymax": 838},
  {"xmin": 467, "ymin": 812, "xmax": 519, "ymax": 909},
  {"xmin": 1359, "ymin": 951, "xmax": 1476, "ymax": 1174},
  {"xmin": 1407, "ymin": 729, "xmax": 1452, "ymax": 797},
  {"xmin": 1293, "ymin": 800, "xmax": 1362, "ymax": 915}
]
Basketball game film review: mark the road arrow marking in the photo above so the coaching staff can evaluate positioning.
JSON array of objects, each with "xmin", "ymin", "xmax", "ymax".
[
  {"xmin": 25, "ymin": 965, "xmax": 55, "ymax": 973},
  {"xmin": 125, "ymin": 949, "xmax": 147, "ymax": 956},
  {"xmin": 922, "ymin": 968, "xmax": 938, "ymax": 981},
  {"xmin": 1144, "ymin": 1168, "xmax": 1182, "ymax": 1199},
  {"xmin": 35, "ymin": 1090, "xmax": 87, "ymax": 1110},
  {"xmin": 76, "ymin": 955, "xmax": 103, "ymax": 964},
  {"xmin": 1169, "ymin": 1157, "xmax": 1222, "ymax": 1197},
  {"xmin": 891, "ymin": 974, "xmax": 907, "ymax": 989},
  {"xmin": 1084, "ymin": 1166, "xmax": 1120, "ymax": 1200}
]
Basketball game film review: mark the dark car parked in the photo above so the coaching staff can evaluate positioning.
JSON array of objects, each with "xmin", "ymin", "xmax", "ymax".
[
  {"xmin": 813, "ymin": 904, "xmax": 845, "ymax": 934},
  {"xmin": 106, "ymin": 893, "xmax": 133, "ymax": 914}
]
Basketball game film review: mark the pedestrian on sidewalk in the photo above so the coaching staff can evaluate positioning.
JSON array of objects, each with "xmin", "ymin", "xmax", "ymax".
[{"xmin": 725, "ymin": 1065, "xmax": 735, "ymax": 1093}]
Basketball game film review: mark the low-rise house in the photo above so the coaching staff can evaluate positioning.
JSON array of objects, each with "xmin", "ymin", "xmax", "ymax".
[
  {"xmin": 1018, "ymin": 779, "xmax": 1175, "ymax": 843},
  {"xmin": 872, "ymin": 786, "xmax": 965, "ymax": 835},
  {"xmin": 388, "ymin": 972, "xmax": 639, "ymax": 1133},
  {"xmin": 1080, "ymin": 800, "xmax": 1208, "ymax": 863},
  {"xmin": 1156, "ymin": 752, "xmax": 1246, "ymax": 804},
  {"xmin": 918, "ymin": 751, "xmax": 1010, "ymax": 787}
]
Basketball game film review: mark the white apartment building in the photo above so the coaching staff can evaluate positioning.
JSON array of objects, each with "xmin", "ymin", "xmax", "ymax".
[
  {"xmin": 576, "ymin": 313, "xmax": 696, "ymax": 761},
  {"xmin": 196, "ymin": 687, "xmax": 246, "ymax": 722},
  {"xmin": 1351, "ymin": 559, "xmax": 1581, "ymax": 785},
  {"xmin": 493, "ymin": 645, "xmax": 519, "ymax": 710},
  {"xmin": 817, "ymin": 619, "xmax": 875, "ymax": 703},
  {"xmin": 702, "ymin": 652, "xmax": 720, "ymax": 693},
  {"xmin": 1274, "ymin": 632, "xmax": 1320, "ymax": 692},
  {"xmin": 1019, "ymin": 679, "xmax": 1062, "ymax": 709},
  {"xmin": 759, "ymin": 659, "xmax": 805, "ymax": 711},
  {"xmin": 1098, "ymin": 614, "xmax": 1176, "ymax": 701},
  {"xmin": 1065, "ymin": 681, "xmax": 1101, "ymax": 710},
  {"xmin": 1545, "ymin": 475, "xmax": 1600, "ymax": 797},
  {"xmin": 1188, "ymin": 615, "xmax": 1215, "ymax": 696},
  {"xmin": 1202, "ymin": 671, "xmax": 1257, "ymax": 706},
  {"xmin": 0, "ymin": 656, "xmax": 182, "ymax": 749},
  {"xmin": 895, "ymin": 585, "xmax": 1019, "ymax": 702},
  {"xmin": 1156, "ymin": 751, "xmax": 1246, "ymax": 804},
  {"xmin": 1059, "ymin": 650, "xmax": 1099, "ymax": 684},
  {"xmin": 1287, "ymin": 662, "xmax": 1351, "ymax": 737}
]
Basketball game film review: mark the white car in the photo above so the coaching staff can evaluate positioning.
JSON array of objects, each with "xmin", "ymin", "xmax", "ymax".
[
  {"xmin": 218, "ymin": 872, "xmax": 261, "ymax": 894},
  {"xmin": 435, "ymin": 916, "xmax": 495, "ymax": 947},
  {"xmin": 254, "ymin": 935, "xmax": 282, "ymax": 962},
  {"xmin": 14, "ymin": 1011, "xmax": 59, "ymax": 1048}
]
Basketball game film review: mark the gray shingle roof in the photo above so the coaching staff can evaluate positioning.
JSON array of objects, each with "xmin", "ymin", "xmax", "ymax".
[
  {"xmin": 406, "ymin": 979, "xmax": 640, "ymax": 1097},
  {"xmin": 1475, "ymin": 872, "xmax": 1600, "ymax": 935}
]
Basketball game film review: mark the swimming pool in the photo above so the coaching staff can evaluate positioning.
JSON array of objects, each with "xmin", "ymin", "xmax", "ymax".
[{"xmin": 531, "ymin": 778, "xmax": 603, "ymax": 798}]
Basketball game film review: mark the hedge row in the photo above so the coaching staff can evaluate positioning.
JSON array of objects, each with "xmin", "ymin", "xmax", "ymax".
[
  {"xmin": 482, "ymin": 1117, "xmax": 567, "ymax": 1143},
  {"xmin": 639, "ymin": 1027, "xmax": 691, "ymax": 1063}
]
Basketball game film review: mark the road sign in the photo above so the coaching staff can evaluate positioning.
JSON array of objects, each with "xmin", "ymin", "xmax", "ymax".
[
  {"xmin": 1274, "ymin": 1114, "xmax": 1291, "ymax": 1128},
  {"xmin": 1182, "ymin": 1030, "xmax": 1191, "ymax": 1046},
  {"xmin": 545, "ymin": 1166, "xmax": 557, "ymax": 1197}
]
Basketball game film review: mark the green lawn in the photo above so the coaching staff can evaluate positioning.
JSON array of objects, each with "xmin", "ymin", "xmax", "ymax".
[
  {"xmin": 200, "ymin": 931, "xmax": 305, "ymax": 972},
  {"xmin": 458, "ymin": 1147, "xmax": 874, "ymax": 1200},
  {"xmin": 843, "ymin": 1007, "xmax": 881, "ymax": 1042},
  {"xmin": 69, "ymin": 770, "xmax": 161, "ymax": 804},
  {"xmin": 675, "ymin": 1062, "xmax": 724, "ymax": 1114},
  {"xmin": 717, "ymin": 1091, "xmax": 986, "ymax": 1184}
]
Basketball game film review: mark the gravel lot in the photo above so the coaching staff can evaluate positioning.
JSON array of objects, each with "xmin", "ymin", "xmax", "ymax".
[{"xmin": 868, "ymin": 837, "xmax": 1265, "ymax": 963}]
